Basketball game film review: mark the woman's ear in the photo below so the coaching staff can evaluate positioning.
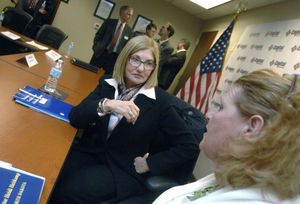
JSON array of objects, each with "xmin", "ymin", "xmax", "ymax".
[{"xmin": 244, "ymin": 115, "xmax": 264, "ymax": 136}]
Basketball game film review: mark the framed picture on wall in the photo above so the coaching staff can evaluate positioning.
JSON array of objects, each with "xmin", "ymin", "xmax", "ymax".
[
  {"xmin": 61, "ymin": 0, "xmax": 69, "ymax": 3},
  {"xmin": 94, "ymin": 0, "xmax": 115, "ymax": 20},
  {"xmin": 133, "ymin": 15, "xmax": 152, "ymax": 34}
]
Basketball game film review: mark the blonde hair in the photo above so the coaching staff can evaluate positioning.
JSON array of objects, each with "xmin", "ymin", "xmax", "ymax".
[
  {"xmin": 215, "ymin": 69, "xmax": 300, "ymax": 199},
  {"xmin": 112, "ymin": 35, "xmax": 159, "ymax": 88}
]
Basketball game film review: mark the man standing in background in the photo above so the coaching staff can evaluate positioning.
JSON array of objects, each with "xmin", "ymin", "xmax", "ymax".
[
  {"xmin": 156, "ymin": 23, "xmax": 175, "ymax": 74},
  {"xmin": 158, "ymin": 38, "xmax": 190, "ymax": 90},
  {"xmin": 11, "ymin": 0, "xmax": 57, "ymax": 38},
  {"xmin": 90, "ymin": 5, "xmax": 134, "ymax": 74},
  {"xmin": 145, "ymin": 23, "xmax": 157, "ymax": 38}
]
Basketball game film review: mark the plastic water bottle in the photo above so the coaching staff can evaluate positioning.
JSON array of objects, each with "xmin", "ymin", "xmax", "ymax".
[
  {"xmin": 65, "ymin": 41, "xmax": 74, "ymax": 58},
  {"xmin": 44, "ymin": 59, "xmax": 63, "ymax": 93},
  {"xmin": 0, "ymin": 11, "xmax": 4, "ymax": 29}
]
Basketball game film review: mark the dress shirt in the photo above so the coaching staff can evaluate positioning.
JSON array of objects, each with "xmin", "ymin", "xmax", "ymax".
[
  {"xmin": 176, "ymin": 49, "xmax": 186, "ymax": 53},
  {"xmin": 158, "ymin": 39, "xmax": 169, "ymax": 45}
]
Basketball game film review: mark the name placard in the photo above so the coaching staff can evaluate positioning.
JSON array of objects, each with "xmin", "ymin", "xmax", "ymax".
[
  {"xmin": 45, "ymin": 50, "xmax": 62, "ymax": 61},
  {"xmin": 25, "ymin": 54, "xmax": 38, "ymax": 67}
]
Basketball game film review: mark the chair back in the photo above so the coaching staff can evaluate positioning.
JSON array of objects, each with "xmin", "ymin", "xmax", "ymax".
[
  {"xmin": 35, "ymin": 24, "xmax": 68, "ymax": 49},
  {"xmin": 160, "ymin": 95, "xmax": 207, "ymax": 184},
  {"xmin": 2, "ymin": 7, "xmax": 33, "ymax": 34}
]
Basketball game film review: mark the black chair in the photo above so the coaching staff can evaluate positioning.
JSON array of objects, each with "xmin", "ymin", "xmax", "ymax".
[
  {"xmin": 35, "ymin": 24, "xmax": 68, "ymax": 49},
  {"xmin": 2, "ymin": 7, "xmax": 33, "ymax": 34}
]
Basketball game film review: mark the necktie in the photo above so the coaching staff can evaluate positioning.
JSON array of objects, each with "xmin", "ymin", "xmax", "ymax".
[{"xmin": 108, "ymin": 23, "xmax": 123, "ymax": 54}]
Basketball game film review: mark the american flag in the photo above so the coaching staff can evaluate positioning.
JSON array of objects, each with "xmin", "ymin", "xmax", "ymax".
[{"xmin": 177, "ymin": 20, "xmax": 235, "ymax": 114}]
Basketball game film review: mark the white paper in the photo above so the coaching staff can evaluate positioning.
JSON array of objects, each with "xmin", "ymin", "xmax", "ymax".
[
  {"xmin": 25, "ymin": 54, "xmax": 38, "ymax": 67},
  {"xmin": 45, "ymin": 50, "xmax": 62, "ymax": 61},
  {"xmin": 0, "ymin": 31, "xmax": 21, "ymax": 40},
  {"xmin": 38, "ymin": 98, "xmax": 48, "ymax": 104},
  {"xmin": 26, "ymin": 41, "xmax": 48, "ymax": 50},
  {"xmin": 0, "ymin": 160, "xmax": 12, "ymax": 168}
]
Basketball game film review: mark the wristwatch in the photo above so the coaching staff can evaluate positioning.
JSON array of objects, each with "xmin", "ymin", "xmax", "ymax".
[{"xmin": 97, "ymin": 98, "xmax": 109, "ymax": 114}]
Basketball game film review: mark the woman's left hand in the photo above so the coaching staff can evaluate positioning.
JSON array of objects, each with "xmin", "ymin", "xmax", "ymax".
[{"xmin": 134, "ymin": 153, "xmax": 150, "ymax": 174}]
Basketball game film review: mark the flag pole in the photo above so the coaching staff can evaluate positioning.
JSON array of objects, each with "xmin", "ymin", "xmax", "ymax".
[{"xmin": 219, "ymin": 0, "xmax": 248, "ymax": 79}]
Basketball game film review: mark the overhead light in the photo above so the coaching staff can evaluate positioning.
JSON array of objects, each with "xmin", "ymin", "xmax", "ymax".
[{"xmin": 189, "ymin": 0, "xmax": 232, "ymax": 9}]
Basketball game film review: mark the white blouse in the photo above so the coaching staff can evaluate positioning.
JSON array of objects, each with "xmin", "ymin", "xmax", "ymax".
[{"xmin": 153, "ymin": 173, "xmax": 300, "ymax": 204}]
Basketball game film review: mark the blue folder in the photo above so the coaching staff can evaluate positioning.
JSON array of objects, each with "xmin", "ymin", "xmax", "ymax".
[
  {"xmin": 13, "ymin": 86, "xmax": 74, "ymax": 123},
  {"xmin": 0, "ymin": 166, "xmax": 45, "ymax": 204}
]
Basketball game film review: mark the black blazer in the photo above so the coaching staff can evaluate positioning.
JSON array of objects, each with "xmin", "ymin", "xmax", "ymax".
[
  {"xmin": 157, "ymin": 40, "xmax": 174, "ymax": 74},
  {"xmin": 92, "ymin": 19, "xmax": 132, "ymax": 59},
  {"xmin": 158, "ymin": 51, "xmax": 187, "ymax": 90},
  {"xmin": 16, "ymin": 0, "xmax": 56, "ymax": 24},
  {"xmin": 68, "ymin": 75, "xmax": 199, "ymax": 201}
]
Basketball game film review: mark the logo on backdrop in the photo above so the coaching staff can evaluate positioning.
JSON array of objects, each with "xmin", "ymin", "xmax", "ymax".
[
  {"xmin": 236, "ymin": 68, "xmax": 248, "ymax": 75},
  {"xmin": 291, "ymin": 45, "xmax": 300, "ymax": 52},
  {"xmin": 268, "ymin": 45, "xmax": 284, "ymax": 52},
  {"xmin": 237, "ymin": 56, "xmax": 247, "ymax": 62},
  {"xmin": 293, "ymin": 62, "xmax": 300, "ymax": 70},
  {"xmin": 250, "ymin": 44, "xmax": 264, "ymax": 50},
  {"xmin": 249, "ymin": 32, "xmax": 260, "ymax": 38},
  {"xmin": 286, "ymin": 29, "xmax": 300, "ymax": 36},
  {"xmin": 237, "ymin": 44, "xmax": 247, "ymax": 49},
  {"xmin": 225, "ymin": 66, "xmax": 235, "ymax": 72},
  {"xmin": 251, "ymin": 57, "xmax": 264, "ymax": 64},
  {"xmin": 225, "ymin": 79, "xmax": 233, "ymax": 86},
  {"xmin": 265, "ymin": 31, "xmax": 280, "ymax": 37},
  {"xmin": 269, "ymin": 60, "xmax": 287, "ymax": 68}
]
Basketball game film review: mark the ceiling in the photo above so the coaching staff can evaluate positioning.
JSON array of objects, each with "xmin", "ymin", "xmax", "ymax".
[{"xmin": 163, "ymin": 0, "xmax": 288, "ymax": 20}]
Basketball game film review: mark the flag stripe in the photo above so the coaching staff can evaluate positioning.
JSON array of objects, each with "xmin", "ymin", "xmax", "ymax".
[{"xmin": 176, "ymin": 20, "xmax": 235, "ymax": 114}]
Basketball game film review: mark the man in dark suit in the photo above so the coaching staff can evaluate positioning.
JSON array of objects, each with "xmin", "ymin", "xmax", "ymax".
[
  {"xmin": 156, "ymin": 23, "xmax": 175, "ymax": 75},
  {"xmin": 146, "ymin": 23, "xmax": 157, "ymax": 38},
  {"xmin": 11, "ymin": 0, "xmax": 57, "ymax": 38},
  {"xmin": 158, "ymin": 38, "xmax": 190, "ymax": 90},
  {"xmin": 89, "ymin": 5, "xmax": 134, "ymax": 74}
]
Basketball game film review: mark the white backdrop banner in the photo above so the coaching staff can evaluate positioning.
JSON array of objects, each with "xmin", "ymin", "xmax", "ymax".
[{"xmin": 212, "ymin": 18, "xmax": 300, "ymax": 109}]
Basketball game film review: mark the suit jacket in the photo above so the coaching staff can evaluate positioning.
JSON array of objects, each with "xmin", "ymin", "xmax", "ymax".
[
  {"xmin": 157, "ymin": 40, "xmax": 174, "ymax": 74},
  {"xmin": 68, "ymin": 75, "xmax": 199, "ymax": 201},
  {"xmin": 92, "ymin": 19, "xmax": 132, "ymax": 60},
  {"xmin": 16, "ymin": 0, "xmax": 56, "ymax": 24},
  {"xmin": 16, "ymin": 0, "xmax": 57, "ymax": 38},
  {"xmin": 158, "ymin": 50, "xmax": 187, "ymax": 90}
]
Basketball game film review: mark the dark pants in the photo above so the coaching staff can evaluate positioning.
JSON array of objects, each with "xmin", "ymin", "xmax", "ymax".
[
  {"xmin": 90, "ymin": 50, "xmax": 118, "ymax": 75},
  {"xmin": 48, "ymin": 149, "xmax": 116, "ymax": 204}
]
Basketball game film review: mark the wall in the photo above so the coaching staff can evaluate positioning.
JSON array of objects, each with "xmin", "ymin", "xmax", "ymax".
[
  {"xmin": 192, "ymin": 0, "xmax": 300, "ymax": 179},
  {"xmin": 52, "ymin": 0, "xmax": 203, "ymax": 63},
  {"xmin": 1, "ymin": 0, "xmax": 203, "ymax": 62},
  {"xmin": 0, "ymin": 0, "xmax": 14, "ymax": 10}
]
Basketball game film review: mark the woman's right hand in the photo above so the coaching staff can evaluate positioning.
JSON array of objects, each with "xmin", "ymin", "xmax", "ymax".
[{"xmin": 104, "ymin": 99, "xmax": 140, "ymax": 124}]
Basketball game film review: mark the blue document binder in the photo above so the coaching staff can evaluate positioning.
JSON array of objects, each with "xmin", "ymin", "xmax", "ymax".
[
  {"xmin": 13, "ymin": 86, "xmax": 74, "ymax": 123},
  {"xmin": 0, "ymin": 166, "xmax": 45, "ymax": 204}
]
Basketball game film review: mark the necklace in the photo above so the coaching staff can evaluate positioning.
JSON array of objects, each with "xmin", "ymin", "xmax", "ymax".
[{"xmin": 187, "ymin": 184, "xmax": 219, "ymax": 201}]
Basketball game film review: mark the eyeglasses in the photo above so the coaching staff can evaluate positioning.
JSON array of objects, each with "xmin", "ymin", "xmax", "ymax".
[
  {"xmin": 129, "ymin": 55, "xmax": 155, "ymax": 71},
  {"xmin": 283, "ymin": 73, "xmax": 300, "ymax": 99}
]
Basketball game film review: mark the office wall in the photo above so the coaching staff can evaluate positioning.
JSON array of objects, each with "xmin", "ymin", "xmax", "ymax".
[
  {"xmin": 0, "ymin": 0, "xmax": 203, "ymax": 62},
  {"xmin": 51, "ymin": 0, "xmax": 203, "ymax": 63},
  {"xmin": 0, "ymin": 0, "xmax": 14, "ymax": 10},
  {"xmin": 192, "ymin": 0, "xmax": 300, "ymax": 179}
]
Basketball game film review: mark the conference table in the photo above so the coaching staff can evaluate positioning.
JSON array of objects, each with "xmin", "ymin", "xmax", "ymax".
[{"xmin": 0, "ymin": 27, "xmax": 104, "ymax": 203}]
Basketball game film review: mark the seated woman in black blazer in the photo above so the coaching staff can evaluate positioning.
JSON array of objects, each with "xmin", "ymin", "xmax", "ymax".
[{"xmin": 49, "ymin": 35, "xmax": 199, "ymax": 203}]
